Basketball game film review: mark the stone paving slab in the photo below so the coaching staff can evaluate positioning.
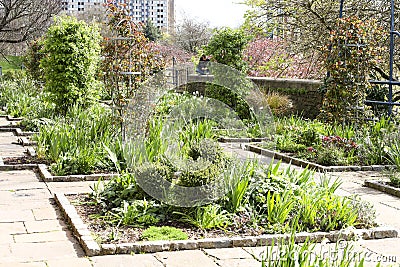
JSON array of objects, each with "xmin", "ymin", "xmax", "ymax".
[
  {"xmin": 13, "ymin": 230, "xmax": 72, "ymax": 243},
  {"xmin": 8, "ymin": 240, "xmax": 85, "ymax": 262},
  {"xmin": 0, "ymin": 132, "xmax": 26, "ymax": 157},
  {"xmin": 0, "ymin": 262, "xmax": 46, "ymax": 267},
  {"xmin": 0, "ymin": 222, "xmax": 26, "ymax": 234},
  {"xmin": 24, "ymin": 219, "xmax": 66, "ymax": 233},
  {"xmin": 90, "ymin": 254, "xmax": 164, "ymax": 267},
  {"xmin": 0, "ymin": 117, "xmax": 19, "ymax": 127},
  {"xmin": 155, "ymin": 250, "xmax": 218, "ymax": 267},
  {"xmin": 46, "ymin": 258, "xmax": 93, "ymax": 267},
  {"xmin": 204, "ymin": 247, "xmax": 254, "ymax": 260}
]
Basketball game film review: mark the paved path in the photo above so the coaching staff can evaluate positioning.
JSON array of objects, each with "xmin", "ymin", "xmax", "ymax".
[{"xmin": 0, "ymin": 137, "xmax": 399, "ymax": 266}]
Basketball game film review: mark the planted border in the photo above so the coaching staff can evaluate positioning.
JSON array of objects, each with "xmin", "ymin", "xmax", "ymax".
[
  {"xmin": 244, "ymin": 144, "xmax": 395, "ymax": 172},
  {"xmin": 54, "ymin": 192, "xmax": 399, "ymax": 256}
]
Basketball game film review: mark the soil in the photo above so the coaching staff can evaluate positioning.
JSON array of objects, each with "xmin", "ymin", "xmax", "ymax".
[{"xmin": 68, "ymin": 194, "xmax": 264, "ymax": 244}]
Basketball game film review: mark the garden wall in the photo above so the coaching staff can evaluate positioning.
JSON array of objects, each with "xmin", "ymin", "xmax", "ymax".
[
  {"xmin": 186, "ymin": 75, "xmax": 324, "ymax": 119},
  {"xmin": 250, "ymin": 77, "xmax": 324, "ymax": 119}
]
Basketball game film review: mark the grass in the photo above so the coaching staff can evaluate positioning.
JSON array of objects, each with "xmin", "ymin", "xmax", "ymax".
[{"xmin": 0, "ymin": 56, "xmax": 24, "ymax": 73}]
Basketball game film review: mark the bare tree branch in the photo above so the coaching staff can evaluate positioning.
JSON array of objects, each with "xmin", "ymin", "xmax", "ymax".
[{"xmin": 0, "ymin": 0, "xmax": 61, "ymax": 44}]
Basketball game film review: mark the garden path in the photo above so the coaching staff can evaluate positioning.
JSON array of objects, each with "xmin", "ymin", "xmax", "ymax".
[{"xmin": 0, "ymin": 136, "xmax": 399, "ymax": 266}]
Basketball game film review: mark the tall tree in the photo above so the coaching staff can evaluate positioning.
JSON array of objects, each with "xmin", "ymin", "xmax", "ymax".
[
  {"xmin": 173, "ymin": 15, "xmax": 212, "ymax": 54},
  {"xmin": 243, "ymin": 0, "xmax": 394, "ymax": 77},
  {"xmin": 144, "ymin": 20, "xmax": 161, "ymax": 41},
  {"xmin": 0, "ymin": 0, "xmax": 61, "ymax": 45}
]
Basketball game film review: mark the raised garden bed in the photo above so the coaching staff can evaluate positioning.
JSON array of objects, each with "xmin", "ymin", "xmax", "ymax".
[
  {"xmin": 244, "ymin": 144, "xmax": 395, "ymax": 172},
  {"xmin": 55, "ymin": 192, "xmax": 399, "ymax": 256}
]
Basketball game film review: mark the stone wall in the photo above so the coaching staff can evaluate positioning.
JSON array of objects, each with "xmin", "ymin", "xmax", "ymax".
[
  {"xmin": 250, "ymin": 77, "xmax": 324, "ymax": 119},
  {"xmin": 186, "ymin": 75, "xmax": 324, "ymax": 119}
]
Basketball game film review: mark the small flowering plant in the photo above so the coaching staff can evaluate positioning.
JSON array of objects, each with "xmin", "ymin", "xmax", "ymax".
[{"xmin": 321, "ymin": 135, "xmax": 358, "ymax": 152}]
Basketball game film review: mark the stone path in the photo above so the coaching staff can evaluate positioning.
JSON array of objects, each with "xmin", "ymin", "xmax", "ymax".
[{"xmin": 0, "ymin": 135, "xmax": 399, "ymax": 266}]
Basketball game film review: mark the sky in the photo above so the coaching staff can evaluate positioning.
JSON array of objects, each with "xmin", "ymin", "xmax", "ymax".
[{"xmin": 174, "ymin": 0, "xmax": 250, "ymax": 28}]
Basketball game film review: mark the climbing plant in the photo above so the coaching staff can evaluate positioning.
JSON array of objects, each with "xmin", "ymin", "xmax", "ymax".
[
  {"xmin": 318, "ymin": 16, "xmax": 385, "ymax": 124},
  {"xmin": 101, "ymin": 1, "xmax": 165, "ymax": 115}
]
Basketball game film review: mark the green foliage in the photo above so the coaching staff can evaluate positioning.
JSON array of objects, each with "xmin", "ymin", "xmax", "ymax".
[
  {"xmin": 176, "ymin": 205, "xmax": 231, "ymax": 230},
  {"xmin": 249, "ymin": 163, "xmax": 362, "ymax": 232},
  {"xmin": 265, "ymin": 92, "xmax": 291, "ymax": 117},
  {"xmin": 105, "ymin": 199, "xmax": 161, "ymax": 227},
  {"xmin": 0, "ymin": 76, "xmax": 55, "ymax": 120},
  {"xmin": 205, "ymin": 84, "xmax": 253, "ymax": 121},
  {"xmin": 24, "ymin": 38, "xmax": 45, "ymax": 81},
  {"xmin": 261, "ymin": 234, "xmax": 374, "ymax": 267},
  {"xmin": 221, "ymin": 160, "xmax": 256, "ymax": 213},
  {"xmin": 203, "ymin": 28, "xmax": 250, "ymax": 72},
  {"xmin": 0, "ymin": 56, "xmax": 24, "ymax": 73},
  {"xmin": 41, "ymin": 16, "xmax": 102, "ymax": 115},
  {"xmin": 143, "ymin": 20, "xmax": 161, "ymax": 41},
  {"xmin": 34, "ymin": 105, "xmax": 117, "ymax": 175},
  {"xmin": 142, "ymin": 226, "xmax": 188, "ymax": 241}
]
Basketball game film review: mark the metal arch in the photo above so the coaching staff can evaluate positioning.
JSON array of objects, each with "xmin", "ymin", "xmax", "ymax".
[
  {"xmin": 336, "ymin": 0, "xmax": 400, "ymax": 117},
  {"xmin": 365, "ymin": 0, "xmax": 400, "ymax": 116}
]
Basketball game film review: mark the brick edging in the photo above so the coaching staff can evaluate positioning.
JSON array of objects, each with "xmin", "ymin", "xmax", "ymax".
[
  {"xmin": 244, "ymin": 144, "xmax": 395, "ymax": 172},
  {"xmin": 55, "ymin": 192, "xmax": 399, "ymax": 256}
]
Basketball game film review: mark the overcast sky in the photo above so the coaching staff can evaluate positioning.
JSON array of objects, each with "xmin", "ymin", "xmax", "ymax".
[{"xmin": 174, "ymin": 0, "xmax": 249, "ymax": 28}]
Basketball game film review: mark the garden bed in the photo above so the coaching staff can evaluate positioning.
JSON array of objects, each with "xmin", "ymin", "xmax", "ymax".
[
  {"xmin": 244, "ymin": 144, "xmax": 395, "ymax": 172},
  {"xmin": 364, "ymin": 180, "xmax": 400, "ymax": 198},
  {"xmin": 55, "ymin": 192, "xmax": 399, "ymax": 256}
]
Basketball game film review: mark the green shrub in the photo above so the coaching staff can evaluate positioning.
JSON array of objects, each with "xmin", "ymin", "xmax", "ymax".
[
  {"xmin": 141, "ymin": 226, "xmax": 188, "ymax": 241},
  {"xmin": 316, "ymin": 146, "xmax": 348, "ymax": 166},
  {"xmin": 41, "ymin": 16, "xmax": 101, "ymax": 114}
]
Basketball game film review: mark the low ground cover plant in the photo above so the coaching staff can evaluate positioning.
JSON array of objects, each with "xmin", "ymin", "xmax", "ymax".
[{"xmin": 259, "ymin": 115, "xmax": 400, "ymax": 166}]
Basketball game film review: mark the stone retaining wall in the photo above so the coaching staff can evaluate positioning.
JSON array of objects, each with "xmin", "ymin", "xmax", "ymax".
[
  {"xmin": 186, "ymin": 75, "xmax": 324, "ymax": 119},
  {"xmin": 250, "ymin": 77, "xmax": 324, "ymax": 119}
]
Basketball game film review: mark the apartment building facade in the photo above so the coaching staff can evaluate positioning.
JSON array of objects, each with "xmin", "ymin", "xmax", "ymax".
[{"xmin": 61, "ymin": 0, "xmax": 174, "ymax": 33}]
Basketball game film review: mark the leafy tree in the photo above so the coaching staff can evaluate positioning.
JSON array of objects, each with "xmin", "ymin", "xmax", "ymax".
[
  {"xmin": 244, "ymin": 37, "xmax": 323, "ymax": 79},
  {"xmin": 40, "ymin": 16, "xmax": 102, "ymax": 114},
  {"xmin": 203, "ymin": 27, "xmax": 250, "ymax": 72},
  {"xmin": 144, "ymin": 20, "xmax": 162, "ymax": 41},
  {"xmin": 242, "ymin": 0, "xmax": 393, "ymax": 78}
]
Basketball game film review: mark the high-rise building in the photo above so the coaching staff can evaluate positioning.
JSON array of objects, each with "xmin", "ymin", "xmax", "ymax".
[
  {"xmin": 61, "ymin": 0, "xmax": 175, "ymax": 34},
  {"xmin": 61, "ymin": 0, "xmax": 105, "ymax": 13}
]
